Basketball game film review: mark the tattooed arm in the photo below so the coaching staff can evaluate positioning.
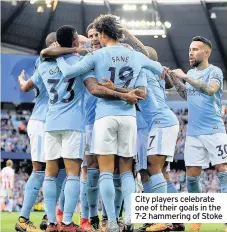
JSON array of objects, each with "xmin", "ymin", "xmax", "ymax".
[
  {"xmin": 184, "ymin": 77, "xmax": 219, "ymax": 96},
  {"xmin": 116, "ymin": 23, "xmax": 149, "ymax": 56},
  {"xmin": 171, "ymin": 69, "xmax": 220, "ymax": 96},
  {"xmin": 166, "ymin": 72, "xmax": 187, "ymax": 100},
  {"xmin": 84, "ymin": 78, "xmax": 143, "ymax": 103},
  {"xmin": 164, "ymin": 72, "xmax": 174, "ymax": 89},
  {"xmin": 98, "ymin": 77, "xmax": 146, "ymax": 99},
  {"xmin": 123, "ymin": 29, "xmax": 149, "ymax": 56}
]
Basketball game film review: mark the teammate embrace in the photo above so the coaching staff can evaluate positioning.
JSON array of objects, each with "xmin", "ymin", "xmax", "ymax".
[{"xmin": 15, "ymin": 13, "xmax": 227, "ymax": 232}]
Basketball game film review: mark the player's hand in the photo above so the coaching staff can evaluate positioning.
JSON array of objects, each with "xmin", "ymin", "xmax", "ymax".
[
  {"xmin": 98, "ymin": 78, "xmax": 116, "ymax": 90},
  {"xmin": 18, "ymin": 70, "xmax": 25, "ymax": 80},
  {"xmin": 159, "ymin": 66, "xmax": 170, "ymax": 79},
  {"xmin": 170, "ymin": 69, "xmax": 187, "ymax": 79},
  {"xmin": 124, "ymin": 89, "xmax": 144, "ymax": 104},
  {"xmin": 50, "ymin": 42, "xmax": 60, "ymax": 48}
]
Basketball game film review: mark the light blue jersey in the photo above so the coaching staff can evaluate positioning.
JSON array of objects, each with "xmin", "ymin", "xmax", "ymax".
[
  {"xmin": 186, "ymin": 64, "xmax": 225, "ymax": 136},
  {"xmin": 83, "ymin": 89, "xmax": 97, "ymax": 126},
  {"xmin": 138, "ymin": 69, "xmax": 179, "ymax": 131},
  {"xmin": 34, "ymin": 54, "xmax": 94, "ymax": 132},
  {"xmin": 136, "ymin": 110, "xmax": 148, "ymax": 130},
  {"xmin": 57, "ymin": 45, "xmax": 163, "ymax": 119},
  {"xmin": 30, "ymin": 57, "xmax": 48, "ymax": 122}
]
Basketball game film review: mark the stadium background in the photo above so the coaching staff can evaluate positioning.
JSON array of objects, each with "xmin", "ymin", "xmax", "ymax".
[{"xmin": 1, "ymin": 0, "xmax": 227, "ymax": 231}]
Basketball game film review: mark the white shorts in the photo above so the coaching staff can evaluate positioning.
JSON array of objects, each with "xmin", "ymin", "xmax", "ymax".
[
  {"xmin": 91, "ymin": 116, "xmax": 137, "ymax": 157},
  {"xmin": 85, "ymin": 124, "xmax": 94, "ymax": 156},
  {"xmin": 136, "ymin": 128, "xmax": 149, "ymax": 172},
  {"xmin": 184, "ymin": 133, "xmax": 227, "ymax": 167},
  {"xmin": 44, "ymin": 130, "xmax": 84, "ymax": 161},
  {"xmin": 27, "ymin": 120, "xmax": 45, "ymax": 163},
  {"xmin": 147, "ymin": 125, "xmax": 179, "ymax": 162}
]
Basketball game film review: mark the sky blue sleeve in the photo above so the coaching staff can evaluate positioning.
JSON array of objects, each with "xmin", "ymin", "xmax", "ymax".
[
  {"xmin": 135, "ymin": 68, "xmax": 148, "ymax": 88},
  {"xmin": 30, "ymin": 71, "xmax": 42, "ymax": 87},
  {"xmin": 137, "ymin": 52, "xmax": 163, "ymax": 75},
  {"xmin": 209, "ymin": 67, "xmax": 223, "ymax": 86},
  {"xmin": 82, "ymin": 70, "xmax": 96, "ymax": 82},
  {"xmin": 56, "ymin": 53, "xmax": 96, "ymax": 78}
]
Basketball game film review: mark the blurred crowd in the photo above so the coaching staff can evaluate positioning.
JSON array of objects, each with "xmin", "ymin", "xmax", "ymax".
[
  {"xmin": 168, "ymin": 169, "xmax": 221, "ymax": 193},
  {"xmin": 1, "ymin": 110, "xmax": 31, "ymax": 153}
]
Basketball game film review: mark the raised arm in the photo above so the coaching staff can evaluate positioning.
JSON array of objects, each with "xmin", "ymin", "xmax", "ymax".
[
  {"xmin": 18, "ymin": 70, "xmax": 35, "ymax": 92},
  {"xmin": 84, "ymin": 77, "xmax": 143, "ymax": 104},
  {"xmin": 118, "ymin": 24, "xmax": 149, "ymax": 57},
  {"xmin": 166, "ymin": 72, "xmax": 187, "ymax": 100},
  {"xmin": 171, "ymin": 69, "xmax": 221, "ymax": 96}
]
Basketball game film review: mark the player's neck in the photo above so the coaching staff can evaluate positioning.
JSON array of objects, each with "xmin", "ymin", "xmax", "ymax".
[
  {"xmin": 196, "ymin": 60, "xmax": 209, "ymax": 71},
  {"xmin": 105, "ymin": 39, "xmax": 120, "ymax": 47}
]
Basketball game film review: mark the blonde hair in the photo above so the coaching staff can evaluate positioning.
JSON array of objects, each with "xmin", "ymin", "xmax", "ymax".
[
  {"xmin": 144, "ymin": 46, "xmax": 158, "ymax": 61},
  {"xmin": 6, "ymin": 160, "xmax": 13, "ymax": 168}
]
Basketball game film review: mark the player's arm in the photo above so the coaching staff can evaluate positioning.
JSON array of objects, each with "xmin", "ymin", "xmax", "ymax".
[
  {"xmin": 166, "ymin": 72, "xmax": 187, "ymax": 100},
  {"xmin": 40, "ymin": 43, "xmax": 91, "ymax": 57},
  {"xmin": 84, "ymin": 77, "xmax": 143, "ymax": 104},
  {"xmin": 18, "ymin": 70, "xmax": 35, "ymax": 92},
  {"xmin": 118, "ymin": 23, "xmax": 149, "ymax": 57},
  {"xmin": 56, "ymin": 53, "xmax": 95, "ymax": 79},
  {"xmin": 138, "ymin": 52, "xmax": 164, "ymax": 75},
  {"xmin": 171, "ymin": 69, "xmax": 221, "ymax": 96},
  {"xmin": 163, "ymin": 72, "xmax": 174, "ymax": 89},
  {"xmin": 98, "ymin": 78, "xmax": 146, "ymax": 99}
]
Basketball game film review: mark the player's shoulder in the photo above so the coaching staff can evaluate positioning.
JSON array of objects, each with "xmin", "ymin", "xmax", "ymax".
[
  {"xmin": 187, "ymin": 68, "xmax": 195, "ymax": 75},
  {"xmin": 35, "ymin": 57, "xmax": 41, "ymax": 69},
  {"xmin": 209, "ymin": 65, "xmax": 223, "ymax": 75}
]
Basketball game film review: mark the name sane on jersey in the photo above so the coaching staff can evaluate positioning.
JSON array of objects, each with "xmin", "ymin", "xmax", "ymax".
[{"xmin": 112, "ymin": 56, "xmax": 129, "ymax": 63}]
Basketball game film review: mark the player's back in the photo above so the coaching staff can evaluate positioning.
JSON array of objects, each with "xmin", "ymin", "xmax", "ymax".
[
  {"xmin": 186, "ymin": 64, "xmax": 225, "ymax": 136},
  {"xmin": 139, "ymin": 68, "xmax": 178, "ymax": 130},
  {"xmin": 30, "ymin": 57, "xmax": 48, "ymax": 122},
  {"xmin": 92, "ymin": 45, "xmax": 148, "ymax": 119},
  {"xmin": 38, "ymin": 54, "xmax": 85, "ymax": 132}
]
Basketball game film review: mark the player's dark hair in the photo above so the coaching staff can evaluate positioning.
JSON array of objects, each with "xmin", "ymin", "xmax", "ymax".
[
  {"xmin": 56, "ymin": 25, "xmax": 78, "ymax": 48},
  {"xmin": 94, "ymin": 14, "xmax": 123, "ymax": 41},
  {"xmin": 86, "ymin": 23, "xmax": 94, "ymax": 34},
  {"xmin": 192, "ymin": 36, "xmax": 212, "ymax": 49}
]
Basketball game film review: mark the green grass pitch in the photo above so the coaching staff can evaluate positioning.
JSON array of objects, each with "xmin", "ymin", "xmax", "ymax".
[{"xmin": 1, "ymin": 212, "xmax": 225, "ymax": 232}]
